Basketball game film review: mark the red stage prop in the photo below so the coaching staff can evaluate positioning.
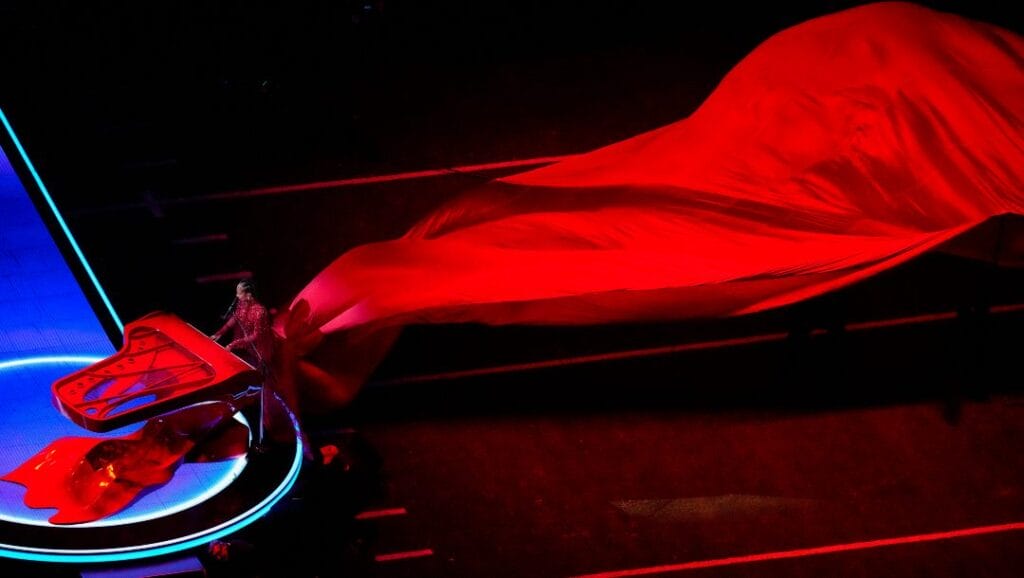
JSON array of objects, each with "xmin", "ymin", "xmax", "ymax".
[
  {"xmin": 2, "ymin": 313, "xmax": 260, "ymax": 524},
  {"xmin": 52, "ymin": 312, "xmax": 261, "ymax": 432},
  {"xmin": 2, "ymin": 401, "xmax": 249, "ymax": 525}
]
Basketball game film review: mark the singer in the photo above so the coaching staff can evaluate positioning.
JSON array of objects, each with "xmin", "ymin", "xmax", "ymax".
[
  {"xmin": 212, "ymin": 279, "xmax": 314, "ymax": 459},
  {"xmin": 211, "ymin": 279, "xmax": 274, "ymax": 374}
]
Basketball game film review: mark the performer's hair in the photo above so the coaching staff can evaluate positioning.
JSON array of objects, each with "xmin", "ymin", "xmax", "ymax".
[{"xmin": 238, "ymin": 279, "xmax": 257, "ymax": 296}]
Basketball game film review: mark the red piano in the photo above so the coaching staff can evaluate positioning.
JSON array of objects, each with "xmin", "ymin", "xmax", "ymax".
[{"xmin": 52, "ymin": 311, "xmax": 262, "ymax": 432}]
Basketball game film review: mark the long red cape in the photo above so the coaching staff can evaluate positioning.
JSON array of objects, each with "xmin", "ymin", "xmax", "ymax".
[{"xmin": 279, "ymin": 2, "xmax": 1024, "ymax": 404}]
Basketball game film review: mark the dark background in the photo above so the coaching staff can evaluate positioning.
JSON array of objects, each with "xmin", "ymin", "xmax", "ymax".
[
  {"xmin": 1, "ymin": 2, "xmax": 1020, "ymax": 178},
  {"xmin": 2, "ymin": 1, "xmax": 1021, "ymax": 205}
]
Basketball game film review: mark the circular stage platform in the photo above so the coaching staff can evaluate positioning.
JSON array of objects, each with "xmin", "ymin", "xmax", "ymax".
[{"xmin": 0, "ymin": 357, "xmax": 302, "ymax": 563}]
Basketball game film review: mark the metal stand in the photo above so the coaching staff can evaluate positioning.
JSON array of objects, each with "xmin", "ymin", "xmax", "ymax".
[
  {"xmin": 256, "ymin": 383, "xmax": 267, "ymax": 450},
  {"xmin": 233, "ymin": 385, "xmax": 267, "ymax": 453}
]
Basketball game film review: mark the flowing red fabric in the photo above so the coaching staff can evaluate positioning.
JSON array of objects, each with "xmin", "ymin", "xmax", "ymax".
[{"xmin": 280, "ymin": 2, "xmax": 1024, "ymax": 406}]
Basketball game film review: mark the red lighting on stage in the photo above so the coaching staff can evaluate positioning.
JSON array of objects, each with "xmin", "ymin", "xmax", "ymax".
[{"xmin": 574, "ymin": 522, "xmax": 1024, "ymax": 577}]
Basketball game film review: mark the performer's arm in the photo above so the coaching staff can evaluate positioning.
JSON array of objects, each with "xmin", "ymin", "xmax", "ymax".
[{"xmin": 211, "ymin": 316, "xmax": 236, "ymax": 342}]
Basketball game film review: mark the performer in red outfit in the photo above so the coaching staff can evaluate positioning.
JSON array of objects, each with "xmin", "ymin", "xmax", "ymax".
[
  {"xmin": 213, "ymin": 280, "xmax": 311, "ymax": 458},
  {"xmin": 212, "ymin": 280, "xmax": 274, "ymax": 374}
]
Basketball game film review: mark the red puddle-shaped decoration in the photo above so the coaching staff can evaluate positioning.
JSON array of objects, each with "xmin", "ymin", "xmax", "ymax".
[
  {"xmin": 1, "ymin": 401, "xmax": 248, "ymax": 525},
  {"xmin": 53, "ymin": 312, "xmax": 261, "ymax": 432}
]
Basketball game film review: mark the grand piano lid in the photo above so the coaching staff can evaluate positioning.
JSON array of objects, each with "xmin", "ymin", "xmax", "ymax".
[{"xmin": 52, "ymin": 312, "xmax": 263, "ymax": 432}]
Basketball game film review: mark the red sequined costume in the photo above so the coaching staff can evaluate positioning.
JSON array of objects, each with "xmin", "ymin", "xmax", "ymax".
[
  {"xmin": 215, "ymin": 295, "xmax": 309, "ymax": 453},
  {"xmin": 215, "ymin": 299, "xmax": 274, "ymax": 372}
]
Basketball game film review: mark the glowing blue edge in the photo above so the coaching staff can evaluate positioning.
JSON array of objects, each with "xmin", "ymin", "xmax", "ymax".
[
  {"xmin": 0, "ymin": 357, "xmax": 304, "ymax": 563},
  {"xmin": 0, "ymin": 356, "xmax": 104, "ymax": 371},
  {"xmin": 0, "ymin": 106, "xmax": 124, "ymax": 333}
]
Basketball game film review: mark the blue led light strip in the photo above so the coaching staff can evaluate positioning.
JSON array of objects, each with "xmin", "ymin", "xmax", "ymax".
[
  {"xmin": 0, "ymin": 356, "xmax": 104, "ymax": 371},
  {"xmin": 0, "ymin": 106, "xmax": 124, "ymax": 333}
]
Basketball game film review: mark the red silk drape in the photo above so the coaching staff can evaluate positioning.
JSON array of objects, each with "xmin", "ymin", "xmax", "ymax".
[{"xmin": 278, "ymin": 2, "xmax": 1024, "ymax": 406}]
